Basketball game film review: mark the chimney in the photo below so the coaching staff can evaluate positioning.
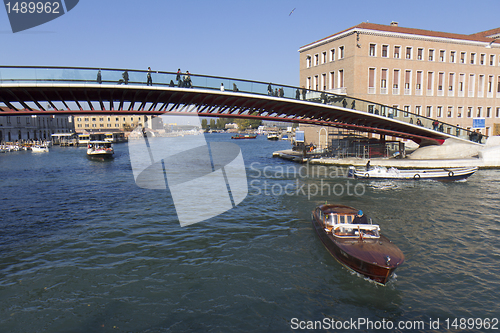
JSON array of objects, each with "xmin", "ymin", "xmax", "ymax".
[{"xmin": 390, "ymin": 21, "xmax": 399, "ymax": 27}]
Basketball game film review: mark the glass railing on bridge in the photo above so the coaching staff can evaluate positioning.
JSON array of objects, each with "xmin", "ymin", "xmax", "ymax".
[{"xmin": 0, "ymin": 66, "xmax": 483, "ymax": 143}]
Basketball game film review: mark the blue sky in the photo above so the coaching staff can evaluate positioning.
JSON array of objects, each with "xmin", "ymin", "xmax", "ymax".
[{"xmin": 1, "ymin": 0, "xmax": 500, "ymax": 86}]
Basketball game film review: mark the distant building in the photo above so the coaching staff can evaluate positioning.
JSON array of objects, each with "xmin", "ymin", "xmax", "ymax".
[
  {"xmin": 298, "ymin": 22, "xmax": 500, "ymax": 146},
  {"xmin": 73, "ymin": 115, "xmax": 155, "ymax": 133},
  {"xmin": 0, "ymin": 111, "xmax": 74, "ymax": 142}
]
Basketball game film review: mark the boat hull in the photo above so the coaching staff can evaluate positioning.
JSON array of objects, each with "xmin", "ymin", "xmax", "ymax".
[
  {"xmin": 231, "ymin": 135, "xmax": 257, "ymax": 139},
  {"xmin": 87, "ymin": 151, "xmax": 114, "ymax": 159},
  {"xmin": 312, "ymin": 206, "xmax": 404, "ymax": 285},
  {"xmin": 352, "ymin": 166, "xmax": 477, "ymax": 181}
]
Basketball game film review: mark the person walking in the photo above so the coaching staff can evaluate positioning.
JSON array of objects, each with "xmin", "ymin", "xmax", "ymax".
[
  {"xmin": 176, "ymin": 69, "xmax": 181, "ymax": 82},
  {"xmin": 122, "ymin": 70, "xmax": 129, "ymax": 85},
  {"xmin": 146, "ymin": 67, "xmax": 152, "ymax": 86},
  {"xmin": 220, "ymin": 83, "xmax": 225, "ymax": 92},
  {"xmin": 97, "ymin": 69, "xmax": 102, "ymax": 84}
]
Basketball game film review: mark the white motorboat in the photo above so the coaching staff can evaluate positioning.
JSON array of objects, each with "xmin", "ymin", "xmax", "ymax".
[
  {"xmin": 87, "ymin": 141, "xmax": 114, "ymax": 159},
  {"xmin": 31, "ymin": 145, "xmax": 49, "ymax": 152},
  {"xmin": 348, "ymin": 166, "xmax": 478, "ymax": 181}
]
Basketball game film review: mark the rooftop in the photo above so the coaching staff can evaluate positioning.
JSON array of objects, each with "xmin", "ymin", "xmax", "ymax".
[{"xmin": 300, "ymin": 22, "xmax": 500, "ymax": 51}]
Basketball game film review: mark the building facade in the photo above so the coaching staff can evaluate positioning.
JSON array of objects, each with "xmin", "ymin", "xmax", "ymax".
[
  {"xmin": 0, "ymin": 114, "xmax": 74, "ymax": 143},
  {"xmin": 299, "ymin": 22, "xmax": 500, "ymax": 138},
  {"xmin": 74, "ymin": 114, "xmax": 148, "ymax": 132}
]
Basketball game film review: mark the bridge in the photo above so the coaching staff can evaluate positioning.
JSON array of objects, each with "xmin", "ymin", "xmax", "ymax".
[{"xmin": 0, "ymin": 66, "xmax": 480, "ymax": 145}]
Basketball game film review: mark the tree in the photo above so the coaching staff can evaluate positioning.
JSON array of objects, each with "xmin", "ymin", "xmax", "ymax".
[
  {"xmin": 234, "ymin": 116, "xmax": 262, "ymax": 131},
  {"xmin": 201, "ymin": 118, "xmax": 208, "ymax": 129},
  {"xmin": 209, "ymin": 119, "xmax": 216, "ymax": 130}
]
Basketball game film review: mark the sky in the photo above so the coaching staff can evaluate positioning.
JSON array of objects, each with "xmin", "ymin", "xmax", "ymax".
[{"xmin": 1, "ymin": 0, "xmax": 500, "ymax": 86}]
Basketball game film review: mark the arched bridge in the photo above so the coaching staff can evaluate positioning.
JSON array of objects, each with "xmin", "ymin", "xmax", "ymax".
[{"xmin": 0, "ymin": 66, "xmax": 479, "ymax": 145}]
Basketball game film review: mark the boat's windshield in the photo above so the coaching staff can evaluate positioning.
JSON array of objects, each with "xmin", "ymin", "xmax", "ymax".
[{"xmin": 321, "ymin": 212, "xmax": 380, "ymax": 239}]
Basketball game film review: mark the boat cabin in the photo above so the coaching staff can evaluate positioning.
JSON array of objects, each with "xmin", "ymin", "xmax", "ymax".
[{"xmin": 316, "ymin": 205, "xmax": 380, "ymax": 239}]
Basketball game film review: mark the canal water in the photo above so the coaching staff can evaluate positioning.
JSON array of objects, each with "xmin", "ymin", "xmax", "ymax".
[{"xmin": 1, "ymin": 133, "xmax": 499, "ymax": 332}]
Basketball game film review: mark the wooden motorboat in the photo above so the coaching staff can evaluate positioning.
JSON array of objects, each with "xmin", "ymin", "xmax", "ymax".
[
  {"xmin": 311, "ymin": 204, "xmax": 404, "ymax": 285},
  {"xmin": 348, "ymin": 166, "xmax": 478, "ymax": 181},
  {"xmin": 231, "ymin": 134, "xmax": 257, "ymax": 139},
  {"xmin": 87, "ymin": 141, "xmax": 114, "ymax": 159}
]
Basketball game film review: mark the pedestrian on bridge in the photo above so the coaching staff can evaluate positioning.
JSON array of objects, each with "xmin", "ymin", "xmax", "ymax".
[
  {"xmin": 97, "ymin": 69, "xmax": 102, "ymax": 84},
  {"xmin": 147, "ymin": 67, "xmax": 152, "ymax": 86}
]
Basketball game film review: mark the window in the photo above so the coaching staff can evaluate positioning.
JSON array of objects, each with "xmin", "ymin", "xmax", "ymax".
[
  {"xmin": 488, "ymin": 75, "xmax": 494, "ymax": 95},
  {"xmin": 447, "ymin": 106, "xmax": 453, "ymax": 118},
  {"xmin": 460, "ymin": 52, "xmax": 466, "ymax": 64},
  {"xmin": 406, "ymin": 47, "xmax": 412, "ymax": 59},
  {"xmin": 368, "ymin": 68, "xmax": 375, "ymax": 94},
  {"xmin": 404, "ymin": 105, "xmax": 410, "ymax": 117},
  {"xmin": 314, "ymin": 75, "xmax": 319, "ymax": 90},
  {"xmin": 469, "ymin": 74, "xmax": 475, "ymax": 97},
  {"xmin": 369, "ymin": 44, "xmax": 376, "ymax": 56},
  {"xmin": 439, "ymin": 50, "xmax": 445, "ymax": 62},
  {"xmin": 450, "ymin": 51, "xmax": 456, "ymax": 63},
  {"xmin": 487, "ymin": 107, "xmax": 491, "ymax": 118},
  {"xmin": 470, "ymin": 53, "xmax": 476, "ymax": 64},
  {"xmin": 417, "ymin": 48, "xmax": 423, "ymax": 60},
  {"xmin": 306, "ymin": 56, "xmax": 312, "ymax": 68},
  {"xmin": 416, "ymin": 71, "xmax": 423, "ymax": 94},
  {"xmin": 382, "ymin": 45, "xmax": 388, "ymax": 57},
  {"xmin": 467, "ymin": 107, "xmax": 472, "ymax": 118},
  {"xmin": 415, "ymin": 106, "xmax": 422, "ymax": 116},
  {"xmin": 497, "ymin": 107, "xmax": 500, "ymax": 118},
  {"xmin": 339, "ymin": 46, "xmax": 344, "ymax": 59},
  {"xmin": 404, "ymin": 70, "xmax": 411, "ymax": 94},
  {"xmin": 478, "ymin": 75, "xmax": 484, "ymax": 97},
  {"xmin": 480, "ymin": 53, "xmax": 485, "ymax": 65},
  {"xmin": 427, "ymin": 71, "xmax": 434, "ymax": 95},
  {"xmin": 490, "ymin": 54, "xmax": 495, "ymax": 66},
  {"xmin": 322, "ymin": 51, "xmax": 327, "ymax": 64},
  {"xmin": 394, "ymin": 46, "xmax": 400, "ymax": 58},
  {"xmin": 322, "ymin": 73, "xmax": 326, "ymax": 90},
  {"xmin": 338, "ymin": 70, "xmax": 344, "ymax": 87},
  {"xmin": 92, "ymin": 117, "xmax": 96, "ymax": 121},
  {"xmin": 449, "ymin": 73, "xmax": 455, "ymax": 93},
  {"xmin": 307, "ymin": 77, "xmax": 311, "ymax": 89},
  {"xmin": 381, "ymin": 69, "xmax": 388, "ymax": 92},
  {"xmin": 458, "ymin": 107, "xmax": 463, "ymax": 118},
  {"xmin": 428, "ymin": 106, "xmax": 434, "ymax": 117},
  {"xmin": 314, "ymin": 54, "xmax": 319, "ymax": 66},
  {"xmin": 428, "ymin": 49, "xmax": 434, "ymax": 61},
  {"xmin": 329, "ymin": 71, "xmax": 335, "ymax": 90},
  {"xmin": 459, "ymin": 74, "xmax": 465, "ymax": 96},
  {"xmin": 477, "ymin": 107, "xmax": 482, "ymax": 118},
  {"xmin": 438, "ymin": 72, "xmax": 444, "ymax": 93},
  {"xmin": 393, "ymin": 69, "xmax": 400, "ymax": 93},
  {"xmin": 330, "ymin": 49, "xmax": 335, "ymax": 61}
]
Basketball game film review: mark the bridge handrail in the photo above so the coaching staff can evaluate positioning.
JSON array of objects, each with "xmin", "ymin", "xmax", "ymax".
[{"xmin": 0, "ymin": 66, "xmax": 484, "ymax": 142}]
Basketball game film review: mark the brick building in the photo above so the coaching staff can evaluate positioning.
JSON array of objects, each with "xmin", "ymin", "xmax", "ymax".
[{"xmin": 298, "ymin": 22, "xmax": 500, "ymax": 147}]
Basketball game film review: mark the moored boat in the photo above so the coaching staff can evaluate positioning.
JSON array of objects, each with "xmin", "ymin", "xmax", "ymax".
[
  {"xmin": 311, "ymin": 204, "xmax": 404, "ymax": 285},
  {"xmin": 87, "ymin": 141, "xmax": 114, "ymax": 159},
  {"xmin": 348, "ymin": 166, "xmax": 478, "ymax": 181},
  {"xmin": 267, "ymin": 132, "xmax": 279, "ymax": 140},
  {"xmin": 231, "ymin": 134, "xmax": 257, "ymax": 139},
  {"xmin": 31, "ymin": 145, "xmax": 49, "ymax": 152}
]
